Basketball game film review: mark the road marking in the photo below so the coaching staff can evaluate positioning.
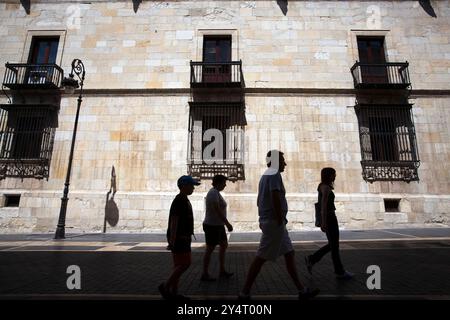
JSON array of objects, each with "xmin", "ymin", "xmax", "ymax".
[
  {"xmin": 1, "ymin": 237, "xmax": 450, "ymax": 252},
  {"xmin": 2, "ymin": 245, "xmax": 449, "ymax": 253},
  {"xmin": 381, "ymin": 230, "xmax": 419, "ymax": 238}
]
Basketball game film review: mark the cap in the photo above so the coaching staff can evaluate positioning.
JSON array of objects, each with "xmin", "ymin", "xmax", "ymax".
[{"xmin": 177, "ymin": 175, "xmax": 201, "ymax": 187}]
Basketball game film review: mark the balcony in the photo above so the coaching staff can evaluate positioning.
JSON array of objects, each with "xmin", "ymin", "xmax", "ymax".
[
  {"xmin": 190, "ymin": 60, "xmax": 244, "ymax": 88},
  {"xmin": 2, "ymin": 63, "xmax": 63, "ymax": 90},
  {"xmin": 351, "ymin": 62, "xmax": 411, "ymax": 89},
  {"xmin": 188, "ymin": 163, "xmax": 245, "ymax": 182},
  {"xmin": 361, "ymin": 161, "xmax": 420, "ymax": 182}
]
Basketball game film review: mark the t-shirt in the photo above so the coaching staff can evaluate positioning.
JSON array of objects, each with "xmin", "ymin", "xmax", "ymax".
[
  {"xmin": 257, "ymin": 168, "xmax": 288, "ymax": 222},
  {"xmin": 166, "ymin": 193, "xmax": 194, "ymax": 241},
  {"xmin": 203, "ymin": 188, "xmax": 227, "ymax": 226},
  {"xmin": 318, "ymin": 183, "xmax": 336, "ymax": 215}
]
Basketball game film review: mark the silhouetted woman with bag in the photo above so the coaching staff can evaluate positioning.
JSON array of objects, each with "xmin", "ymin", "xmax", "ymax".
[{"xmin": 305, "ymin": 167, "xmax": 353, "ymax": 280}]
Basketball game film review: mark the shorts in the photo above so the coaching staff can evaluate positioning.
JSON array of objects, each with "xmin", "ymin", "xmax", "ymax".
[
  {"xmin": 170, "ymin": 239, "xmax": 191, "ymax": 254},
  {"xmin": 203, "ymin": 224, "xmax": 227, "ymax": 246},
  {"xmin": 256, "ymin": 220, "xmax": 294, "ymax": 261}
]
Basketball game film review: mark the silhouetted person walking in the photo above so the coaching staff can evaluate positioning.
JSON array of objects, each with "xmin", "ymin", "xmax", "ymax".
[
  {"xmin": 158, "ymin": 175, "xmax": 200, "ymax": 300},
  {"xmin": 305, "ymin": 168, "xmax": 353, "ymax": 280},
  {"xmin": 239, "ymin": 150, "xmax": 319, "ymax": 300},
  {"xmin": 201, "ymin": 174, "xmax": 234, "ymax": 281}
]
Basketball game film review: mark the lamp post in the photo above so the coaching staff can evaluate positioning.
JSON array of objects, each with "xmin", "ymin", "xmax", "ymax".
[{"xmin": 54, "ymin": 59, "xmax": 85, "ymax": 239}]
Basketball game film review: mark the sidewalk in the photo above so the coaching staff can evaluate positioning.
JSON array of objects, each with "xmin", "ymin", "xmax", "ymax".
[
  {"xmin": 0, "ymin": 227, "xmax": 449, "ymax": 252},
  {"xmin": 0, "ymin": 227, "xmax": 449, "ymax": 300}
]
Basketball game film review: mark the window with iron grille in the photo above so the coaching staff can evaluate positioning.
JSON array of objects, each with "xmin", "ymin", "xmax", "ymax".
[
  {"xmin": 355, "ymin": 104, "xmax": 420, "ymax": 182},
  {"xmin": 188, "ymin": 102, "xmax": 245, "ymax": 181},
  {"xmin": 0, "ymin": 105, "xmax": 57, "ymax": 180}
]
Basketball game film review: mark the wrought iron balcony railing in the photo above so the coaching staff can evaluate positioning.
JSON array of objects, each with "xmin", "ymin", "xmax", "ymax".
[
  {"xmin": 361, "ymin": 161, "xmax": 420, "ymax": 182},
  {"xmin": 2, "ymin": 63, "xmax": 64, "ymax": 90},
  {"xmin": 190, "ymin": 60, "xmax": 244, "ymax": 88},
  {"xmin": 188, "ymin": 163, "xmax": 245, "ymax": 182},
  {"xmin": 351, "ymin": 61, "xmax": 411, "ymax": 89}
]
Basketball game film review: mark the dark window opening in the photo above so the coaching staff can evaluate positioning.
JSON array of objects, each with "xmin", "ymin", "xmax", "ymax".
[
  {"xmin": 357, "ymin": 36, "xmax": 388, "ymax": 84},
  {"xmin": 25, "ymin": 36, "xmax": 60, "ymax": 86},
  {"xmin": 384, "ymin": 199, "xmax": 400, "ymax": 212},
  {"xmin": 4, "ymin": 194, "xmax": 20, "ymax": 207},
  {"xmin": 203, "ymin": 35, "xmax": 231, "ymax": 63},
  {"xmin": 357, "ymin": 37, "xmax": 386, "ymax": 64},
  {"xmin": 28, "ymin": 36, "xmax": 59, "ymax": 64},
  {"xmin": 202, "ymin": 35, "xmax": 232, "ymax": 83}
]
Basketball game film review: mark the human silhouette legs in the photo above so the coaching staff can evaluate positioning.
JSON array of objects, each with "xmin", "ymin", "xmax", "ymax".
[
  {"xmin": 284, "ymin": 250, "xmax": 306, "ymax": 291},
  {"xmin": 308, "ymin": 217, "xmax": 344, "ymax": 275},
  {"xmin": 241, "ymin": 256, "xmax": 266, "ymax": 296},
  {"xmin": 202, "ymin": 244, "xmax": 216, "ymax": 279},
  {"xmin": 219, "ymin": 240, "xmax": 232, "ymax": 276},
  {"xmin": 163, "ymin": 253, "xmax": 191, "ymax": 296}
]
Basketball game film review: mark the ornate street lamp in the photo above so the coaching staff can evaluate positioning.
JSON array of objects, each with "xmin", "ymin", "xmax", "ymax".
[{"xmin": 54, "ymin": 59, "xmax": 85, "ymax": 239}]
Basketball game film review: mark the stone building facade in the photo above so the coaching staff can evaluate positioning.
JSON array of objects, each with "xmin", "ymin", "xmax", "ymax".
[{"xmin": 0, "ymin": 0, "xmax": 449, "ymax": 233}]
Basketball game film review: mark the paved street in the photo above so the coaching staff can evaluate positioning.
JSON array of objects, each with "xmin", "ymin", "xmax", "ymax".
[{"xmin": 0, "ymin": 228, "xmax": 449, "ymax": 300}]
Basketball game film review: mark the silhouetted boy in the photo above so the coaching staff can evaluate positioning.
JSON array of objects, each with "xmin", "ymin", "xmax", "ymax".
[{"xmin": 158, "ymin": 175, "xmax": 200, "ymax": 300}]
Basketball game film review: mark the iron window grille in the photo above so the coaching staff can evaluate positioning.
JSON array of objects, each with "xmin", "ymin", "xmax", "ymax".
[
  {"xmin": 187, "ymin": 102, "xmax": 246, "ymax": 181},
  {"xmin": 0, "ymin": 104, "xmax": 58, "ymax": 180},
  {"xmin": 355, "ymin": 104, "xmax": 420, "ymax": 182}
]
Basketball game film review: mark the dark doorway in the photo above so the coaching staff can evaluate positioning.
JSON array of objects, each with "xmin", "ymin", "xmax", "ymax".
[
  {"xmin": 28, "ymin": 36, "xmax": 59, "ymax": 64},
  {"xmin": 26, "ymin": 36, "xmax": 59, "ymax": 85},
  {"xmin": 357, "ymin": 37, "xmax": 388, "ymax": 84},
  {"xmin": 202, "ymin": 35, "xmax": 232, "ymax": 83}
]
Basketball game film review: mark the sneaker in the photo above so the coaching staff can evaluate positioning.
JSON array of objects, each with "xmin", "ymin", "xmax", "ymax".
[
  {"xmin": 298, "ymin": 287, "xmax": 320, "ymax": 300},
  {"xmin": 158, "ymin": 282, "xmax": 171, "ymax": 300},
  {"xmin": 219, "ymin": 271, "xmax": 234, "ymax": 278},
  {"xmin": 304, "ymin": 256, "xmax": 313, "ymax": 275},
  {"xmin": 200, "ymin": 274, "xmax": 217, "ymax": 282},
  {"xmin": 336, "ymin": 271, "xmax": 354, "ymax": 280}
]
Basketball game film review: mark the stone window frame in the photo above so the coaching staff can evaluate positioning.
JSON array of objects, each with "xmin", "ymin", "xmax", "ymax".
[{"xmin": 21, "ymin": 30, "xmax": 67, "ymax": 66}]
